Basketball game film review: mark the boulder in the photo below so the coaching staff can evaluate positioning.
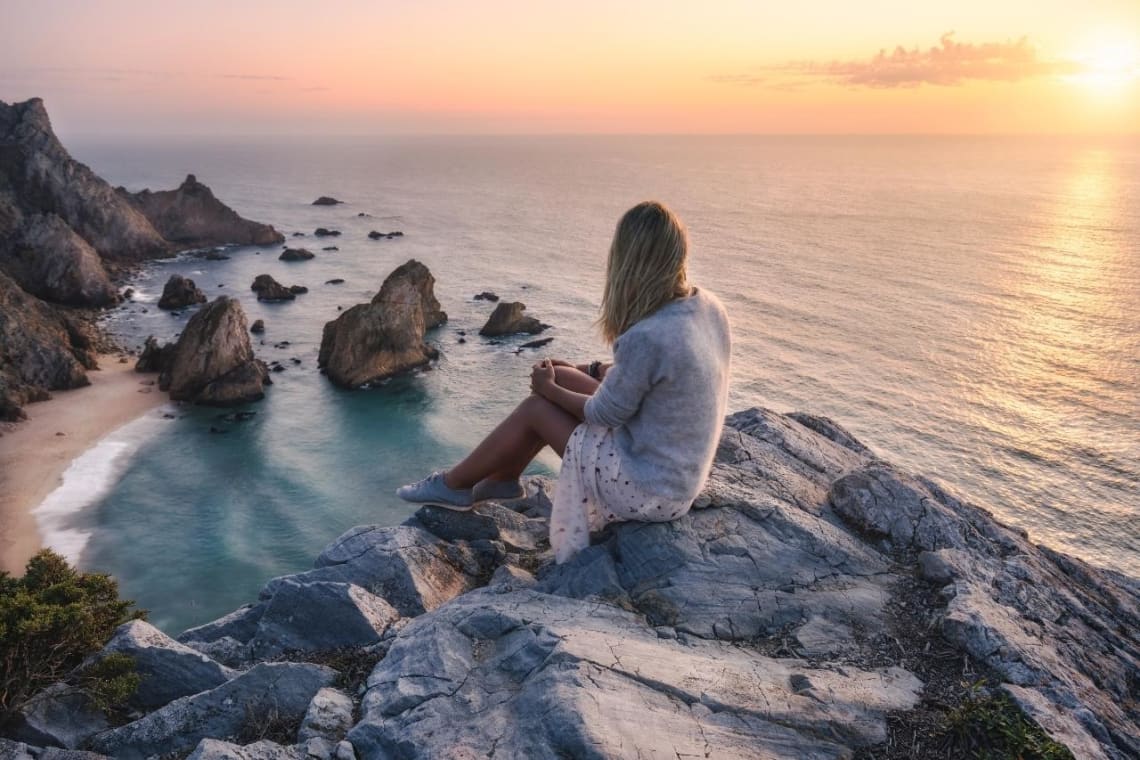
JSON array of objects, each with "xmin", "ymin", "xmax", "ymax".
[
  {"xmin": 157, "ymin": 274, "xmax": 207, "ymax": 310},
  {"xmin": 473, "ymin": 290, "xmax": 499, "ymax": 302},
  {"xmin": 260, "ymin": 524, "xmax": 495, "ymax": 618},
  {"xmin": 93, "ymin": 620, "xmax": 236, "ymax": 709},
  {"xmin": 478, "ymin": 301, "xmax": 548, "ymax": 336},
  {"xmin": 158, "ymin": 296, "xmax": 270, "ymax": 405},
  {"xmin": 117, "ymin": 174, "xmax": 284, "ymax": 249},
  {"xmin": 367, "ymin": 230, "xmax": 402, "ymax": 240},
  {"xmin": 187, "ymin": 739, "xmax": 304, "ymax": 760},
  {"xmin": 0, "ymin": 213, "xmax": 117, "ymax": 307},
  {"xmin": 88, "ymin": 663, "xmax": 336, "ymax": 760},
  {"xmin": 7, "ymin": 684, "xmax": 108, "ymax": 750},
  {"xmin": 317, "ymin": 259, "xmax": 446, "ymax": 388},
  {"xmin": 288, "ymin": 285, "xmax": 308, "ymax": 295},
  {"xmin": 250, "ymin": 274, "xmax": 296, "ymax": 302},
  {"xmin": 311, "ymin": 197, "xmax": 342, "ymax": 206},
  {"xmin": 278, "ymin": 248, "xmax": 314, "ymax": 262},
  {"xmin": 347, "ymin": 588, "xmax": 922, "ymax": 759},
  {"xmin": 245, "ymin": 580, "xmax": 400, "ymax": 659},
  {"xmin": 297, "ymin": 688, "xmax": 354, "ymax": 744},
  {"xmin": 313, "ymin": 228, "xmax": 340, "ymax": 237},
  {"xmin": 250, "ymin": 319, "xmax": 265, "ymax": 334},
  {"xmin": 0, "ymin": 270, "xmax": 96, "ymax": 420}
]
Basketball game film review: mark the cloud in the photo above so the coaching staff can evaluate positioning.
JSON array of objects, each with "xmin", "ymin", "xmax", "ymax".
[
  {"xmin": 711, "ymin": 33, "xmax": 1082, "ymax": 90},
  {"xmin": 219, "ymin": 74, "xmax": 292, "ymax": 81}
]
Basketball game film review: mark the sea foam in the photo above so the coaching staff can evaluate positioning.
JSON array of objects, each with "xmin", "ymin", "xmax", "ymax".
[{"xmin": 32, "ymin": 407, "xmax": 173, "ymax": 565}]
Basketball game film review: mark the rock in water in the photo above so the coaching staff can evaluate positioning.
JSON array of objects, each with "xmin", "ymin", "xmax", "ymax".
[
  {"xmin": 473, "ymin": 290, "xmax": 499, "ymax": 302},
  {"xmin": 0, "ymin": 213, "xmax": 118, "ymax": 307},
  {"xmin": 118, "ymin": 174, "xmax": 284, "ymax": 249},
  {"xmin": 317, "ymin": 259, "xmax": 446, "ymax": 388},
  {"xmin": 0, "ymin": 270, "xmax": 96, "ymax": 420},
  {"xmin": 250, "ymin": 319, "xmax": 265, "ymax": 334},
  {"xmin": 157, "ymin": 274, "xmax": 207, "ymax": 310},
  {"xmin": 478, "ymin": 301, "xmax": 549, "ymax": 336},
  {"xmin": 250, "ymin": 274, "xmax": 296, "ymax": 302},
  {"xmin": 279, "ymin": 248, "xmax": 314, "ymax": 262},
  {"xmin": 311, "ymin": 196, "xmax": 342, "ymax": 206},
  {"xmin": 158, "ymin": 296, "xmax": 270, "ymax": 406}
]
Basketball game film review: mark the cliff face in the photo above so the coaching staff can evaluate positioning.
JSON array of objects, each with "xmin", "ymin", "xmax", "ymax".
[
  {"xmin": 0, "ymin": 98, "xmax": 284, "ymax": 419},
  {"xmin": 119, "ymin": 174, "xmax": 285, "ymax": 249},
  {"xmin": 0, "ymin": 98, "xmax": 170, "ymax": 266},
  {"xmin": 0, "ymin": 270, "xmax": 97, "ymax": 420},
  {"xmin": 7, "ymin": 409, "xmax": 1136, "ymax": 759}
]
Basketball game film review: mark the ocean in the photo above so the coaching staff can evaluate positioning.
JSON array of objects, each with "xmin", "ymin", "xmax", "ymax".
[{"xmin": 44, "ymin": 134, "xmax": 1139, "ymax": 633}]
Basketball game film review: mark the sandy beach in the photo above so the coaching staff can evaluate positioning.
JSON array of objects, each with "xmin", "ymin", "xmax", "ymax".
[{"xmin": 0, "ymin": 355, "xmax": 167, "ymax": 575}]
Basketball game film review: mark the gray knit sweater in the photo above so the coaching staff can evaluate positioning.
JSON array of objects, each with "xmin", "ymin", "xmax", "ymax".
[{"xmin": 583, "ymin": 287, "xmax": 732, "ymax": 503}]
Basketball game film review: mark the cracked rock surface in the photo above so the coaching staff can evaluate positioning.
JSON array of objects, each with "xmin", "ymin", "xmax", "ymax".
[{"xmin": 6, "ymin": 407, "xmax": 1137, "ymax": 759}]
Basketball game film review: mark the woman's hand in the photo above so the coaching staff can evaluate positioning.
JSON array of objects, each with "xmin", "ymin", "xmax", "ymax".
[{"xmin": 530, "ymin": 359, "xmax": 557, "ymax": 397}]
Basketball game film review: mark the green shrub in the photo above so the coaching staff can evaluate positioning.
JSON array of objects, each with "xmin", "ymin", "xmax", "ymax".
[
  {"xmin": 0, "ymin": 549, "xmax": 144, "ymax": 723},
  {"xmin": 940, "ymin": 681, "xmax": 1074, "ymax": 760}
]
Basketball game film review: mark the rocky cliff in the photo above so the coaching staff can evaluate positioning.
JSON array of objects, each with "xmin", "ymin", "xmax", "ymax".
[
  {"xmin": 0, "ymin": 98, "xmax": 284, "ymax": 420},
  {"xmin": 0, "ymin": 98, "xmax": 170, "ymax": 270},
  {"xmin": 118, "ymin": 174, "xmax": 285, "ymax": 249},
  {"xmin": 5, "ymin": 409, "xmax": 1136, "ymax": 759},
  {"xmin": 0, "ymin": 270, "xmax": 98, "ymax": 421}
]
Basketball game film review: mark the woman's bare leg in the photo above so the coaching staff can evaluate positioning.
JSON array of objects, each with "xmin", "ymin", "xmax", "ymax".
[{"xmin": 445, "ymin": 366, "xmax": 602, "ymax": 488}]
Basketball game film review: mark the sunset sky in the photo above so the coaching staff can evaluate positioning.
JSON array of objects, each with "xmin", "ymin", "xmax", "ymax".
[{"xmin": 2, "ymin": 0, "xmax": 1138, "ymax": 136}]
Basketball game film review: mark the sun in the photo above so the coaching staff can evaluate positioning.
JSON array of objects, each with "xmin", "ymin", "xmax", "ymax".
[{"xmin": 1065, "ymin": 40, "xmax": 1140, "ymax": 92}]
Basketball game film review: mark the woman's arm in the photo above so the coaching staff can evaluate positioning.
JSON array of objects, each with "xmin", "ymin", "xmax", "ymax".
[
  {"xmin": 550, "ymin": 358, "xmax": 611, "ymax": 379},
  {"xmin": 531, "ymin": 360, "xmax": 590, "ymax": 421}
]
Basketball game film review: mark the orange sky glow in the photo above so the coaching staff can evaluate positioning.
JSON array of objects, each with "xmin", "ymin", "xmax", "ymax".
[{"xmin": 1, "ymin": 0, "xmax": 1138, "ymax": 136}]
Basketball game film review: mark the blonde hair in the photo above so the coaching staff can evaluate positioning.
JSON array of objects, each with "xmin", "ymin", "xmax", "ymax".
[{"xmin": 598, "ymin": 201, "xmax": 690, "ymax": 344}]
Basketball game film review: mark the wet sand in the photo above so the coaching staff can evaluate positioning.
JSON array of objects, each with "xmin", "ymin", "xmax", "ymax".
[{"xmin": 0, "ymin": 355, "xmax": 167, "ymax": 574}]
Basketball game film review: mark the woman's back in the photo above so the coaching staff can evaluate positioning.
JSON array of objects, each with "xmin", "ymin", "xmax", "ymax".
[{"xmin": 584, "ymin": 286, "xmax": 732, "ymax": 503}]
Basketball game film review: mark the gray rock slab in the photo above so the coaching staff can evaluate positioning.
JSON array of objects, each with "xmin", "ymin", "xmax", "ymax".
[
  {"xmin": 297, "ymin": 688, "xmax": 354, "ymax": 744},
  {"xmin": 88, "ymin": 662, "xmax": 336, "ymax": 760},
  {"xmin": 187, "ymin": 739, "xmax": 305, "ymax": 760},
  {"xmin": 263, "ymin": 525, "xmax": 497, "ymax": 617},
  {"xmin": 9, "ymin": 684, "xmax": 108, "ymax": 750},
  {"xmin": 831, "ymin": 460, "xmax": 1140, "ymax": 758},
  {"xmin": 410, "ymin": 501, "xmax": 547, "ymax": 551},
  {"xmin": 247, "ymin": 581, "xmax": 399, "ymax": 660},
  {"xmin": 98, "ymin": 619, "xmax": 236, "ymax": 709},
  {"xmin": 179, "ymin": 603, "xmax": 266, "ymax": 645},
  {"xmin": 348, "ymin": 588, "xmax": 922, "ymax": 759},
  {"xmin": 0, "ymin": 739, "xmax": 35, "ymax": 760}
]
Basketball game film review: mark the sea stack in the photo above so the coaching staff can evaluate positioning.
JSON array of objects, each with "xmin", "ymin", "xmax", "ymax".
[
  {"xmin": 318, "ymin": 259, "xmax": 446, "ymax": 388},
  {"xmin": 478, "ymin": 302, "xmax": 549, "ymax": 337},
  {"xmin": 157, "ymin": 296, "xmax": 270, "ymax": 405},
  {"xmin": 157, "ymin": 274, "xmax": 207, "ymax": 310}
]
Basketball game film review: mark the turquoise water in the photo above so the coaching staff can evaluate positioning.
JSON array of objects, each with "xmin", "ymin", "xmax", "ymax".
[{"xmin": 48, "ymin": 135, "xmax": 1140, "ymax": 633}]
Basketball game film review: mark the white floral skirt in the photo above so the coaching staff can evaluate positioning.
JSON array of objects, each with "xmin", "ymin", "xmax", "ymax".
[{"xmin": 550, "ymin": 422, "xmax": 692, "ymax": 564}]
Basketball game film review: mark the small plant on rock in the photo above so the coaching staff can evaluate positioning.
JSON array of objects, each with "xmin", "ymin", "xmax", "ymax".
[
  {"xmin": 0, "ymin": 549, "xmax": 144, "ymax": 725},
  {"xmin": 939, "ymin": 680, "xmax": 1074, "ymax": 760}
]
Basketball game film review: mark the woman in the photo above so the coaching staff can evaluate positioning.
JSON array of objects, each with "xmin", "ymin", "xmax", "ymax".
[{"xmin": 397, "ymin": 201, "xmax": 732, "ymax": 563}]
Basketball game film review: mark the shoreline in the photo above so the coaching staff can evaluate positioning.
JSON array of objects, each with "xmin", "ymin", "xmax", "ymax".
[{"xmin": 0, "ymin": 354, "xmax": 168, "ymax": 574}]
